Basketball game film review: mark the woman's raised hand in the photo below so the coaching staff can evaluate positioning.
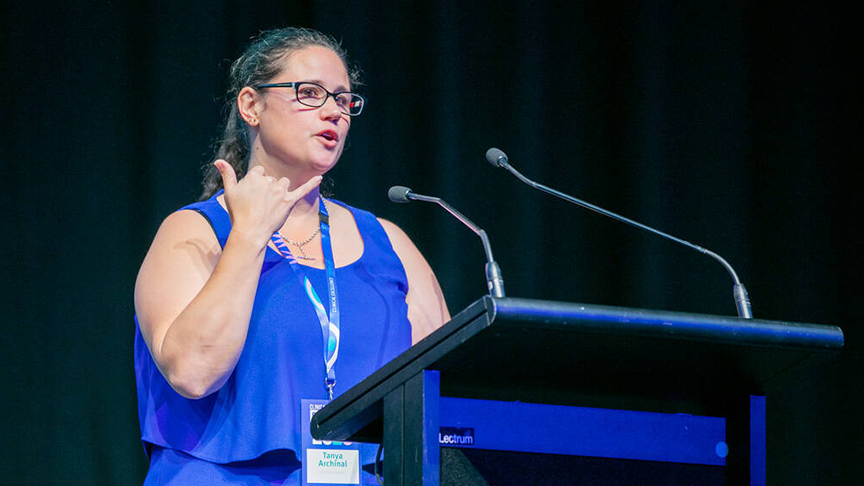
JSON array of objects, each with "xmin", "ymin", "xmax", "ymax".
[{"xmin": 214, "ymin": 159, "xmax": 322, "ymax": 246}]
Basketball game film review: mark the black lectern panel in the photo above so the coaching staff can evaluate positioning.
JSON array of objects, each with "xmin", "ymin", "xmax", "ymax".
[
  {"xmin": 312, "ymin": 296, "xmax": 842, "ymax": 442},
  {"xmin": 311, "ymin": 297, "xmax": 843, "ymax": 485}
]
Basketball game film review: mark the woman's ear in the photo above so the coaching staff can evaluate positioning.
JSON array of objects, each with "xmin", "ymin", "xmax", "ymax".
[{"xmin": 237, "ymin": 87, "xmax": 260, "ymax": 127}]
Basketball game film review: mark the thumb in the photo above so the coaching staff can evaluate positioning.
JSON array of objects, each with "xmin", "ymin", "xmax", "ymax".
[{"xmin": 214, "ymin": 159, "xmax": 238, "ymax": 191}]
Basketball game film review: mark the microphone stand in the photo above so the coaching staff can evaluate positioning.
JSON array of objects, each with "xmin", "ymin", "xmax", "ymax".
[
  {"xmin": 389, "ymin": 186, "xmax": 506, "ymax": 298},
  {"xmin": 486, "ymin": 149, "xmax": 752, "ymax": 318}
]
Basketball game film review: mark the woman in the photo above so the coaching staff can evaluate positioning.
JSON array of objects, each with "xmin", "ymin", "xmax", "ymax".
[{"xmin": 134, "ymin": 27, "xmax": 449, "ymax": 484}]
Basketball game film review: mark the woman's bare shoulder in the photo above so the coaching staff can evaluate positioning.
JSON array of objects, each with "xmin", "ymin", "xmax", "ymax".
[
  {"xmin": 149, "ymin": 209, "xmax": 222, "ymax": 259},
  {"xmin": 135, "ymin": 209, "xmax": 222, "ymax": 336},
  {"xmin": 377, "ymin": 217, "xmax": 450, "ymax": 343}
]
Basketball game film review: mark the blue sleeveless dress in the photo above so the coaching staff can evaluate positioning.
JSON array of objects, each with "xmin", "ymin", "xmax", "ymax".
[{"xmin": 134, "ymin": 193, "xmax": 412, "ymax": 484}]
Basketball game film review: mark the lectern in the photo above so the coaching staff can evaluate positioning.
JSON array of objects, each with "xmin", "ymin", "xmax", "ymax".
[{"xmin": 311, "ymin": 297, "xmax": 843, "ymax": 485}]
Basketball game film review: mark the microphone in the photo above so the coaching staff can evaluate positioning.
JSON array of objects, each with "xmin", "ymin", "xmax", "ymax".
[
  {"xmin": 388, "ymin": 185, "xmax": 506, "ymax": 298},
  {"xmin": 484, "ymin": 148, "xmax": 753, "ymax": 319}
]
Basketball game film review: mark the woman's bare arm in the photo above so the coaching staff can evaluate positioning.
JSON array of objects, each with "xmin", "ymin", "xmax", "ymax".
[
  {"xmin": 378, "ymin": 219, "xmax": 450, "ymax": 344},
  {"xmin": 134, "ymin": 161, "xmax": 321, "ymax": 399}
]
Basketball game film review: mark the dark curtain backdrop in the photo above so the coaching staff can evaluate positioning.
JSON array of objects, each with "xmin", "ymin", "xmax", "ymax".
[{"xmin": 2, "ymin": 0, "xmax": 860, "ymax": 484}]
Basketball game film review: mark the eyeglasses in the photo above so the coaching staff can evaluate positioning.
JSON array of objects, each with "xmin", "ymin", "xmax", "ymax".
[{"xmin": 254, "ymin": 81, "xmax": 365, "ymax": 116}]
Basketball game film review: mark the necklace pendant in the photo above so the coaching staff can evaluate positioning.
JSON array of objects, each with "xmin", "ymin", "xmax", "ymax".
[{"xmin": 295, "ymin": 254, "xmax": 316, "ymax": 261}]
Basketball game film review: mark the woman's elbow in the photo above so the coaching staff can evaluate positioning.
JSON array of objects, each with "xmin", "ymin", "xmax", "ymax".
[{"xmin": 162, "ymin": 360, "xmax": 225, "ymax": 400}]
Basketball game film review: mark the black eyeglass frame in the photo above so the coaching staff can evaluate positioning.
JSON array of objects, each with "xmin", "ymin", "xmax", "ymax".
[{"xmin": 254, "ymin": 81, "xmax": 365, "ymax": 116}]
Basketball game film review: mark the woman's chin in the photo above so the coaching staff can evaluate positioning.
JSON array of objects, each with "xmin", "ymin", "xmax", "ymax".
[{"xmin": 309, "ymin": 154, "xmax": 341, "ymax": 174}]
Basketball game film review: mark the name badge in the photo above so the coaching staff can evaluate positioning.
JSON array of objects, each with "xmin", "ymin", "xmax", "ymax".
[{"xmin": 301, "ymin": 399, "xmax": 362, "ymax": 485}]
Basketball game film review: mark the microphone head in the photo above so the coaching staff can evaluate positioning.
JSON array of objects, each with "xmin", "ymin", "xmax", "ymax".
[
  {"xmin": 388, "ymin": 185, "xmax": 413, "ymax": 203},
  {"xmin": 485, "ymin": 148, "xmax": 508, "ymax": 168}
]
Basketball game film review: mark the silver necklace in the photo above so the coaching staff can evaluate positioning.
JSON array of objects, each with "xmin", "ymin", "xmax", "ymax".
[{"xmin": 278, "ymin": 199, "xmax": 326, "ymax": 261}]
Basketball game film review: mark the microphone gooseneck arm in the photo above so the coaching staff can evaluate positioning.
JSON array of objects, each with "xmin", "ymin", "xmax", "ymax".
[
  {"xmin": 485, "ymin": 148, "xmax": 752, "ymax": 318},
  {"xmin": 388, "ymin": 186, "xmax": 506, "ymax": 298}
]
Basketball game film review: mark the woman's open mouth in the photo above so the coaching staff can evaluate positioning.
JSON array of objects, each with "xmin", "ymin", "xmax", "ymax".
[{"xmin": 316, "ymin": 130, "xmax": 339, "ymax": 145}]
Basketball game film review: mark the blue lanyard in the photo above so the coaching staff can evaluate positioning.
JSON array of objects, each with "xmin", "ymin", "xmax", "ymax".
[{"xmin": 269, "ymin": 196, "xmax": 341, "ymax": 400}]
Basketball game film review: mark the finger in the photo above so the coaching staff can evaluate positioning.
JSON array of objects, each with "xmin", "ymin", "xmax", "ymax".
[
  {"xmin": 248, "ymin": 165, "xmax": 266, "ymax": 177},
  {"xmin": 286, "ymin": 176, "xmax": 324, "ymax": 201},
  {"xmin": 276, "ymin": 177, "xmax": 291, "ymax": 190},
  {"xmin": 264, "ymin": 176, "xmax": 277, "ymax": 184},
  {"xmin": 214, "ymin": 160, "xmax": 238, "ymax": 191}
]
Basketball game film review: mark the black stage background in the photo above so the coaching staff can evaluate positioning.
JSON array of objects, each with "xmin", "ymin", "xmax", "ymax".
[{"xmin": 1, "ymin": 1, "xmax": 860, "ymax": 484}]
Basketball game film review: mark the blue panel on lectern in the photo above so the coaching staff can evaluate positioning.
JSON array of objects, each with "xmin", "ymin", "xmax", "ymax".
[{"xmin": 439, "ymin": 397, "xmax": 726, "ymax": 466}]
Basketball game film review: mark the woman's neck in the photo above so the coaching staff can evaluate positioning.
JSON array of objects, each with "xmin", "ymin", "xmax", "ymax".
[
  {"xmin": 248, "ymin": 153, "xmax": 321, "ymax": 192},
  {"xmin": 290, "ymin": 189, "xmax": 322, "ymax": 217}
]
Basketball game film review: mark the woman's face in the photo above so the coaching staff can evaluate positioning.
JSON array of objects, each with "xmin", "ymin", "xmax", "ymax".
[{"xmin": 254, "ymin": 45, "xmax": 353, "ymax": 176}]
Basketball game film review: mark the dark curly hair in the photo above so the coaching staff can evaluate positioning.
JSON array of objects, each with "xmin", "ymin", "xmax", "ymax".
[{"xmin": 200, "ymin": 27, "xmax": 360, "ymax": 200}]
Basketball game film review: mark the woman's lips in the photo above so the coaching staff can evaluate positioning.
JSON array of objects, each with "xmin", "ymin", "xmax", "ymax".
[{"xmin": 316, "ymin": 130, "xmax": 339, "ymax": 147}]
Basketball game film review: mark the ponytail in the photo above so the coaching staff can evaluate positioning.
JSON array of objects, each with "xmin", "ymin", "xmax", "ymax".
[{"xmin": 200, "ymin": 105, "xmax": 249, "ymax": 199}]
